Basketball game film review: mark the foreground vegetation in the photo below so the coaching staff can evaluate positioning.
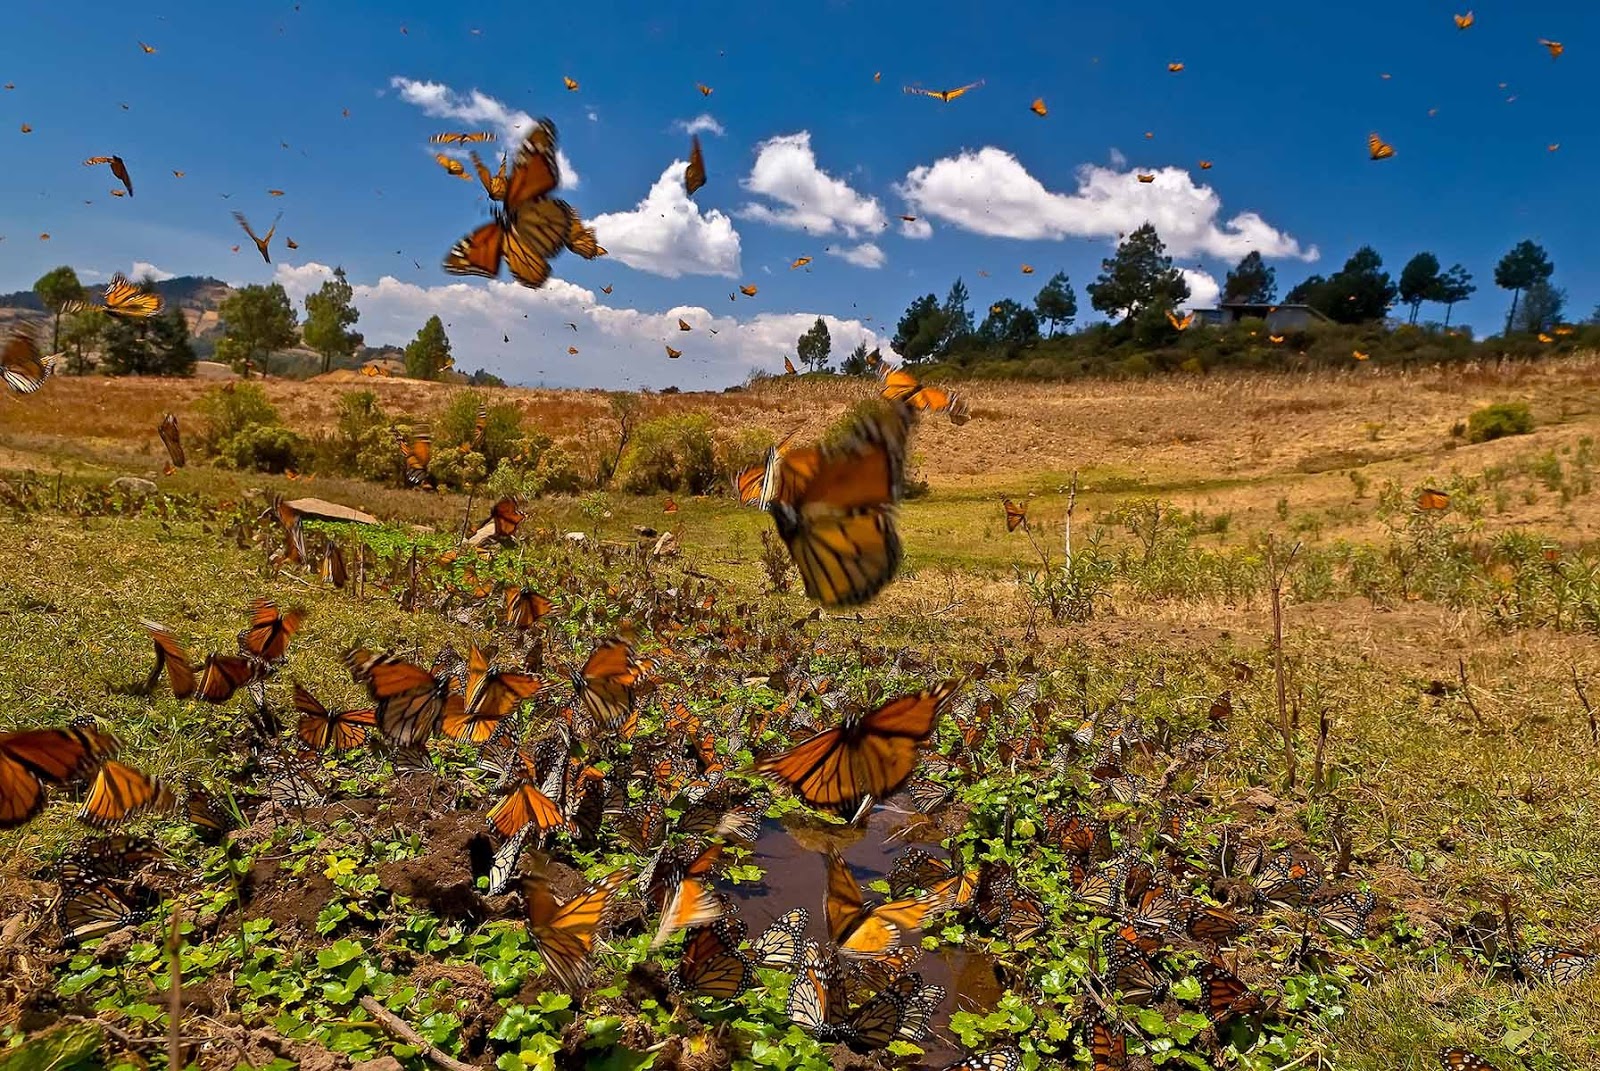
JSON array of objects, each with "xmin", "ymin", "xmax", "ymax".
[{"xmin": 1, "ymin": 368, "xmax": 1599, "ymax": 1071}]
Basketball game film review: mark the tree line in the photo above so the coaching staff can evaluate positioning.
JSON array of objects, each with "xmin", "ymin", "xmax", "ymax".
[
  {"xmin": 26, "ymin": 265, "xmax": 501, "ymax": 383},
  {"xmin": 878, "ymin": 224, "xmax": 1579, "ymax": 369}
]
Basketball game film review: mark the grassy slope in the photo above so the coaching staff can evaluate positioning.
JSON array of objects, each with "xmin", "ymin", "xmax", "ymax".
[{"xmin": 1, "ymin": 364, "xmax": 1599, "ymax": 1069}]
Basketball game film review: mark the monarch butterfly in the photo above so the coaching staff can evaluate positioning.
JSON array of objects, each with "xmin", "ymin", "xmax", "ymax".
[
  {"xmin": 157, "ymin": 414, "xmax": 185, "ymax": 470},
  {"xmin": 1199, "ymin": 961, "xmax": 1266, "ymax": 1023},
  {"xmin": 1517, "ymin": 944, "xmax": 1595, "ymax": 984},
  {"xmin": 186, "ymin": 783, "xmax": 238, "ymax": 841},
  {"xmin": 1368, "ymin": 133, "xmax": 1396, "ymax": 160},
  {"xmin": 1021, "ymin": 264, "xmax": 1035, "ymax": 273},
  {"xmin": 672, "ymin": 920, "xmax": 754, "ymax": 999},
  {"xmin": 232, "ymin": 210, "xmax": 281, "ymax": 263},
  {"xmin": 433, "ymin": 153, "xmax": 470, "ymax": 178},
  {"xmin": 1086, "ymin": 1015, "xmax": 1126, "ymax": 1071},
  {"xmin": 520, "ymin": 868, "xmax": 628, "ymax": 991},
  {"xmin": 505, "ymin": 587, "xmax": 555, "ymax": 630},
  {"xmin": 2, "ymin": 328, "xmax": 58, "ymax": 394},
  {"xmin": 1313, "ymin": 890, "xmax": 1376, "ymax": 939},
  {"xmin": 696, "ymin": 82, "xmax": 714, "ymax": 97},
  {"xmin": 470, "ymin": 150, "xmax": 510, "ymax": 200},
  {"xmin": 444, "ymin": 119, "xmax": 577, "ymax": 291},
  {"xmin": 1454, "ymin": 12, "xmax": 1473, "ymax": 28},
  {"xmin": 143, "ymin": 622, "xmax": 258, "ymax": 703},
  {"xmin": 1, "ymin": 723, "xmax": 121, "ymax": 828},
  {"xmin": 649, "ymin": 841, "xmax": 727, "ymax": 947},
  {"xmin": 429, "ymin": 131, "xmax": 496, "ymax": 144},
  {"xmin": 1353, "ymin": 349, "xmax": 1370, "ymax": 360},
  {"xmin": 939, "ymin": 1050, "xmax": 1023, "ymax": 1071},
  {"xmin": 1254, "ymin": 851, "xmax": 1321, "ymax": 907},
  {"xmin": 601, "ymin": 284, "xmax": 613, "ymax": 294},
  {"xmin": 565, "ymin": 216, "xmax": 605, "ymax": 260},
  {"xmin": 64, "ymin": 274, "xmax": 163, "ymax": 319},
  {"xmin": 321, "ymin": 541, "xmax": 347, "ymax": 588},
  {"xmin": 880, "ymin": 366, "xmax": 970, "ymax": 425},
  {"xmin": 345, "ymin": 648, "xmax": 452, "ymax": 750},
  {"xmin": 83, "ymin": 154, "xmax": 134, "ymax": 197},
  {"xmin": 740, "ymin": 284, "xmax": 759, "ymax": 296},
  {"xmin": 1187, "ymin": 903, "xmax": 1246, "ymax": 944},
  {"xmin": 1417, "ymin": 488, "xmax": 1450, "ymax": 511},
  {"xmin": 1166, "ymin": 310, "xmax": 1194, "ymax": 331},
  {"xmin": 60, "ymin": 882, "xmax": 142, "ymax": 944},
  {"xmin": 1168, "ymin": 62, "xmax": 1184, "ymax": 71},
  {"xmin": 825, "ymin": 847, "xmax": 949, "ymax": 958},
  {"xmin": 238, "ymin": 598, "xmax": 306, "ymax": 664},
  {"xmin": 665, "ymin": 344, "xmax": 682, "ymax": 359},
  {"xmin": 392, "ymin": 425, "xmax": 431, "ymax": 486},
  {"xmin": 293, "ymin": 684, "xmax": 375, "ymax": 752},
  {"xmin": 789, "ymin": 256, "xmax": 813, "ymax": 271},
  {"xmin": 887, "ymin": 848, "xmax": 980, "ymax": 912},
  {"xmin": 759, "ymin": 401, "xmax": 914, "ymax": 607},
  {"xmin": 78, "ymin": 761, "xmax": 176, "ymax": 827},
  {"xmin": 1199, "ymin": 160, "xmax": 1213, "ymax": 169},
  {"xmin": 1002, "ymin": 498, "xmax": 1027, "ymax": 532},
  {"xmin": 481, "ymin": 496, "xmax": 523, "ymax": 540},
  {"xmin": 1269, "ymin": 334, "xmax": 1285, "ymax": 344},
  {"xmin": 1439, "ymin": 1051, "xmax": 1498, "ymax": 1071},
  {"xmin": 486, "ymin": 771, "xmax": 570, "ymax": 838},
  {"xmin": 1030, "ymin": 98, "xmax": 1047, "ymax": 116},
  {"xmin": 755, "ymin": 681, "xmax": 957, "ymax": 814},
  {"xmin": 1136, "ymin": 174, "xmax": 1155, "ymax": 183},
  {"xmin": 1538, "ymin": 39, "xmax": 1563, "ymax": 59},
  {"xmin": 446, "ymin": 644, "xmax": 541, "ymax": 744},
  {"xmin": 685, "ymin": 135, "xmax": 706, "ymax": 196},
  {"xmin": 902, "ymin": 80, "xmax": 984, "ymax": 102},
  {"xmin": 751, "ymin": 907, "xmax": 810, "ymax": 969},
  {"xmin": 783, "ymin": 356, "xmax": 798, "ymax": 375},
  {"xmin": 563, "ymin": 75, "xmax": 579, "ymax": 90},
  {"xmin": 574, "ymin": 638, "xmax": 652, "ymax": 734}
]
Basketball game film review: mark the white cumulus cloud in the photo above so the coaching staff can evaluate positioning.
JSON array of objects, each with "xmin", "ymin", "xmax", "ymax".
[
  {"xmin": 898, "ymin": 217, "xmax": 933, "ymax": 240},
  {"xmin": 828, "ymin": 242, "xmax": 886, "ymax": 269},
  {"xmin": 130, "ymin": 261, "xmax": 175, "ymax": 283},
  {"xmin": 897, "ymin": 147, "xmax": 1316, "ymax": 262},
  {"xmin": 389, "ymin": 76, "xmax": 579, "ymax": 186},
  {"xmin": 674, "ymin": 114, "xmax": 725, "ymax": 137},
  {"xmin": 590, "ymin": 162, "xmax": 742, "ymax": 278},
  {"xmin": 271, "ymin": 262, "xmax": 872, "ymax": 390},
  {"xmin": 1179, "ymin": 268, "xmax": 1220, "ymax": 311},
  {"xmin": 740, "ymin": 132, "xmax": 887, "ymax": 239}
]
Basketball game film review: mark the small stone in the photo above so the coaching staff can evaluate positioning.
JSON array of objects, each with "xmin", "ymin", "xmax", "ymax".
[
  {"xmin": 564, "ymin": 531, "xmax": 586, "ymax": 543},
  {"xmin": 652, "ymin": 532, "xmax": 679, "ymax": 558},
  {"xmin": 351, "ymin": 1058, "xmax": 404, "ymax": 1071},
  {"xmin": 111, "ymin": 476, "xmax": 158, "ymax": 495}
]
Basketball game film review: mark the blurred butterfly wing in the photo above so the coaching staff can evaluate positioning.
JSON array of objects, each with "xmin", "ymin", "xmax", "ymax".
[
  {"xmin": 523, "ymin": 868, "xmax": 626, "ymax": 991},
  {"xmin": 0, "ymin": 725, "xmax": 121, "ymax": 828},
  {"xmin": 486, "ymin": 782, "xmax": 569, "ymax": 838},
  {"xmin": 2, "ymin": 330, "xmax": 50, "ymax": 393},
  {"xmin": 503, "ymin": 121, "xmax": 561, "ymax": 205},
  {"xmin": 684, "ymin": 136, "xmax": 706, "ymax": 195},
  {"xmin": 238, "ymin": 598, "xmax": 305, "ymax": 662},
  {"xmin": 158, "ymin": 415, "xmax": 185, "ymax": 467},
  {"xmin": 78, "ymin": 761, "xmax": 175, "ymax": 827},
  {"xmin": 346, "ymin": 650, "xmax": 448, "ymax": 749},
  {"xmin": 444, "ymin": 221, "xmax": 504, "ymax": 278}
]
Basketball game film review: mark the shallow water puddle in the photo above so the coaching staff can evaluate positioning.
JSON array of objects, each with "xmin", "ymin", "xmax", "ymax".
[{"xmin": 735, "ymin": 804, "xmax": 1005, "ymax": 1064}]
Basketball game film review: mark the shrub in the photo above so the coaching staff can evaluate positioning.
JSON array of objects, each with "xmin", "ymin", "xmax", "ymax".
[
  {"xmin": 487, "ymin": 437, "xmax": 584, "ymax": 498},
  {"xmin": 214, "ymin": 423, "xmax": 306, "ymax": 473},
  {"xmin": 195, "ymin": 382, "xmax": 278, "ymax": 453},
  {"xmin": 437, "ymin": 391, "xmax": 524, "ymax": 469},
  {"xmin": 355, "ymin": 426, "xmax": 403, "ymax": 483},
  {"xmin": 716, "ymin": 428, "xmax": 777, "ymax": 495},
  {"xmin": 307, "ymin": 390, "xmax": 387, "ymax": 475},
  {"xmin": 613, "ymin": 414, "xmax": 718, "ymax": 494},
  {"xmin": 428, "ymin": 446, "xmax": 489, "ymax": 491},
  {"xmin": 1466, "ymin": 402, "xmax": 1534, "ymax": 444}
]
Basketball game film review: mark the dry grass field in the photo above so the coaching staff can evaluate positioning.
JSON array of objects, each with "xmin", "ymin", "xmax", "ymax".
[{"xmin": 1, "ymin": 361, "xmax": 1599, "ymax": 1071}]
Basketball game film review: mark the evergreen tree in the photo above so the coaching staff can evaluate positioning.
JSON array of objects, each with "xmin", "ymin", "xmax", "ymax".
[
  {"xmin": 977, "ymin": 299, "xmax": 1041, "ymax": 350},
  {"xmin": 1033, "ymin": 272, "xmax": 1078, "ymax": 336},
  {"xmin": 1513, "ymin": 280, "xmax": 1566, "ymax": 334},
  {"xmin": 1319, "ymin": 246, "xmax": 1397, "ymax": 324},
  {"xmin": 892, "ymin": 293, "xmax": 949, "ymax": 363},
  {"xmin": 940, "ymin": 279, "xmax": 974, "ymax": 353},
  {"xmin": 796, "ymin": 317, "xmax": 833, "ymax": 372},
  {"xmin": 216, "ymin": 283, "xmax": 298, "ymax": 377},
  {"xmin": 1494, "ymin": 240, "xmax": 1554, "ymax": 334},
  {"xmin": 404, "ymin": 315, "xmax": 453, "ymax": 380},
  {"xmin": 1222, "ymin": 251, "xmax": 1277, "ymax": 304},
  {"xmin": 1398, "ymin": 252, "xmax": 1442, "ymax": 324},
  {"xmin": 33, "ymin": 266, "xmax": 85, "ymax": 353},
  {"xmin": 1429, "ymin": 264, "xmax": 1476, "ymax": 326},
  {"xmin": 1086, "ymin": 224, "xmax": 1190, "ymax": 321},
  {"xmin": 302, "ymin": 266, "xmax": 363, "ymax": 374},
  {"xmin": 839, "ymin": 341, "xmax": 871, "ymax": 375}
]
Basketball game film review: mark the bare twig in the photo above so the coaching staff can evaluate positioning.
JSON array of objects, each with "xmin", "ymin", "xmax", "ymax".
[
  {"xmin": 1456, "ymin": 657, "xmax": 1497, "ymax": 733},
  {"xmin": 358, "ymin": 996, "xmax": 478, "ymax": 1071},
  {"xmin": 1311, "ymin": 708, "xmax": 1330, "ymax": 793},
  {"xmin": 1571, "ymin": 665, "xmax": 1598, "ymax": 748},
  {"xmin": 167, "ymin": 901, "xmax": 184, "ymax": 1071},
  {"xmin": 1063, "ymin": 471, "xmax": 1078, "ymax": 564},
  {"xmin": 1266, "ymin": 536, "xmax": 1302, "ymax": 790}
]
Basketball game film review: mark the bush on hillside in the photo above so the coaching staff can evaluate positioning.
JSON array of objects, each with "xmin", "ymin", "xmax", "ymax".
[
  {"xmin": 613, "ymin": 414, "xmax": 718, "ymax": 494},
  {"xmin": 213, "ymin": 424, "xmax": 307, "ymax": 474},
  {"xmin": 195, "ymin": 383, "xmax": 279, "ymax": 453},
  {"xmin": 1467, "ymin": 402, "xmax": 1534, "ymax": 444},
  {"xmin": 436, "ymin": 391, "xmax": 524, "ymax": 469}
]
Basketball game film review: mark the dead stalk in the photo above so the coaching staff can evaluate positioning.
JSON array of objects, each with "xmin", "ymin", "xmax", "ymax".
[
  {"xmin": 1266, "ymin": 536, "xmax": 1301, "ymax": 791},
  {"xmin": 1571, "ymin": 665, "xmax": 1598, "ymax": 748}
]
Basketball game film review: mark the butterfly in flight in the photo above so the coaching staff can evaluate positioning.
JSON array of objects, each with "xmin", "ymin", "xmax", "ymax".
[
  {"xmin": 696, "ymin": 83, "xmax": 713, "ymax": 96},
  {"xmin": 1030, "ymin": 99, "xmax": 1047, "ymax": 116},
  {"xmin": 903, "ymin": 79, "xmax": 984, "ymax": 102},
  {"xmin": 563, "ymin": 75, "xmax": 579, "ymax": 90},
  {"xmin": 429, "ymin": 131, "xmax": 495, "ymax": 144},
  {"xmin": 791, "ymin": 256, "xmax": 812, "ymax": 269},
  {"xmin": 740, "ymin": 284, "xmax": 758, "ymax": 296},
  {"xmin": 1539, "ymin": 39, "xmax": 1563, "ymax": 59},
  {"xmin": 232, "ymin": 211, "xmax": 282, "ymax": 263},
  {"xmin": 1167, "ymin": 310, "xmax": 1194, "ymax": 331},
  {"xmin": 1368, "ymin": 132, "xmax": 1396, "ymax": 160},
  {"xmin": 83, "ymin": 155, "xmax": 133, "ymax": 197},
  {"xmin": 1168, "ymin": 62, "xmax": 1185, "ymax": 71},
  {"xmin": 1453, "ymin": 12, "xmax": 1473, "ymax": 29},
  {"xmin": 138, "ymin": 41, "xmax": 156, "ymax": 53},
  {"xmin": 685, "ymin": 135, "xmax": 706, "ymax": 196}
]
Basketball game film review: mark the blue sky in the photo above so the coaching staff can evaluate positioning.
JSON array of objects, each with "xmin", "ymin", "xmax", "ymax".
[{"xmin": 1, "ymin": 1, "xmax": 1593, "ymax": 388}]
